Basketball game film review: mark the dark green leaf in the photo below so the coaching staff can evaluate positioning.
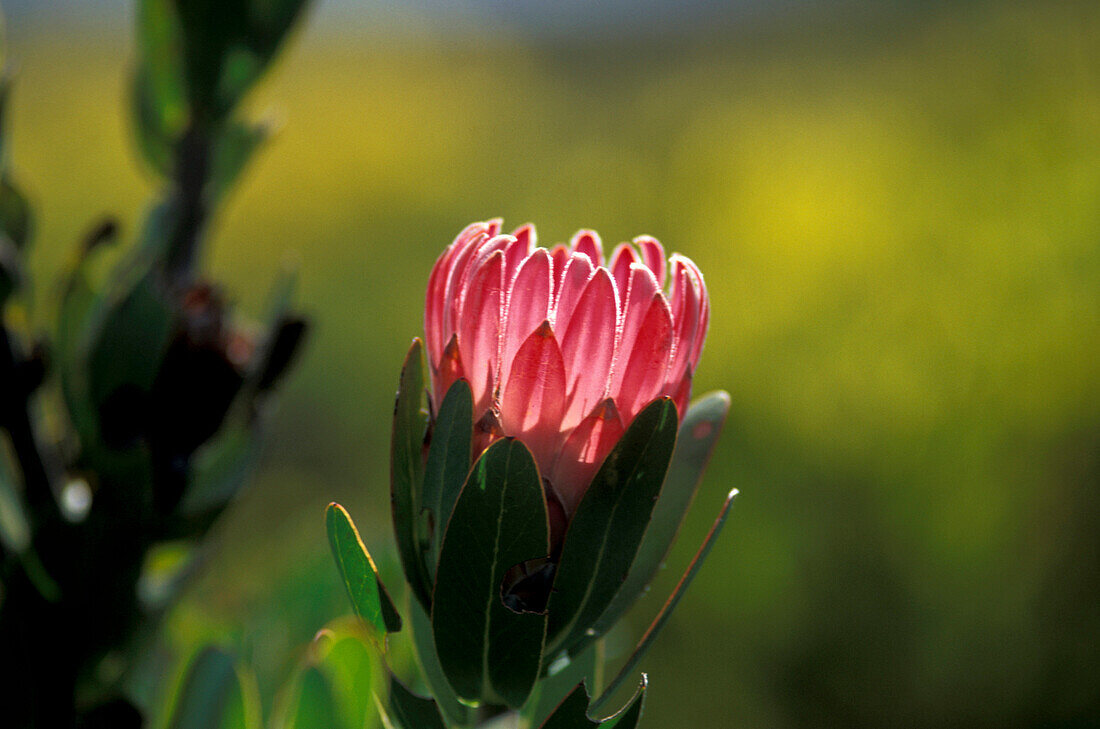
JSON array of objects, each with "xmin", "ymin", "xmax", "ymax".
[
  {"xmin": 326, "ymin": 503, "xmax": 402, "ymax": 638},
  {"xmin": 589, "ymin": 391, "xmax": 730, "ymax": 641},
  {"xmin": 597, "ymin": 677, "xmax": 646, "ymax": 729},
  {"xmin": 167, "ymin": 647, "xmax": 258, "ymax": 729},
  {"xmin": 391, "ymin": 338, "xmax": 432, "ymax": 609},
  {"xmin": 538, "ymin": 677, "xmax": 646, "ymax": 729},
  {"xmin": 407, "ymin": 595, "xmax": 475, "ymax": 727},
  {"xmin": 432, "ymin": 438, "xmax": 550, "ymax": 708},
  {"xmin": 591, "ymin": 490, "xmax": 737, "ymax": 716},
  {"xmin": 421, "ymin": 378, "xmax": 473, "ymax": 577},
  {"xmin": 388, "ymin": 674, "xmax": 447, "ymax": 729},
  {"xmin": 524, "ymin": 642, "xmax": 604, "ymax": 729},
  {"xmin": 538, "ymin": 683, "xmax": 597, "ymax": 729},
  {"xmin": 546, "ymin": 398, "xmax": 679, "ymax": 655}
]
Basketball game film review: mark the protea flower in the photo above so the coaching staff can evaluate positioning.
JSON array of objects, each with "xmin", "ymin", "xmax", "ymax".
[{"xmin": 423, "ymin": 219, "xmax": 709, "ymax": 518}]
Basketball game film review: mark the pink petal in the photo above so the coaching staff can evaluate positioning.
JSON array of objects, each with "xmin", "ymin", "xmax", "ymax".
[
  {"xmin": 442, "ymin": 231, "xmax": 490, "ymax": 344},
  {"xmin": 550, "ymin": 244, "xmax": 570, "ymax": 297},
  {"xmin": 613, "ymin": 263, "xmax": 660, "ymax": 389},
  {"xmin": 560, "ymin": 268, "xmax": 618, "ymax": 429},
  {"xmin": 485, "ymin": 218, "xmax": 503, "ymax": 237},
  {"xmin": 457, "ymin": 250, "xmax": 505, "ymax": 414},
  {"xmin": 666, "ymin": 258, "xmax": 701, "ymax": 387},
  {"xmin": 570, "ymin": 229, "xmax": 603, "ymax": 266},
  {"xmin": 503, "ymin": 231, "xmax": 533, "ymax": 285},
  {"xmin": 608, "ymin": 243, "xmax": 639, "ymax": 298},
  {"xmin": 667, "ymin": 366, "xmax": 692, "ymax": 422},
  {"xmin": 424, "ymin": 244, "xmax": 455, "ymax": 371},
  {"xmin": 549, "ymin": 399, "xmax": 624, "ymax": 516},
  {"xmin": 613, "ymin": 293, "xmax": 674, "ymax": 424},
  {"xmin": 671, "ymin": 254, "xmax": 710, "ymax": 369},
  {"xmin": 500, "ymin": 321, "xmax": 567, "ymax": 470},
  {"xmin": 634, "ymin": 236, "xmax": 666, "ymax": 287},
  {"xmin": 434, "ymin": 334, "xmax": 466, "ymax": 413},
  {"xmin": 512, "ymin": 223, "xmax": 536, "ymax": 248},
  {"xmin": 552, "ymin": 252, "xmax": 595, "ymax": 335},
  {"xmin": 502, "ymin": 249, "xmax": 552, "ymax": 370}
]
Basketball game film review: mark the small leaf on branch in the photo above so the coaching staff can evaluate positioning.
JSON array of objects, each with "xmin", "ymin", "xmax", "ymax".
[
  {"xmin": 421, "ymin": 378, "xmax": 473, "ymax": 576},
  {"xmin": 326, "ymin": 502, "xmax": 402, "ymax": 638},
  {"xmin": 391, "ymin": 338, "xmax": 432, "ymax": 609}
]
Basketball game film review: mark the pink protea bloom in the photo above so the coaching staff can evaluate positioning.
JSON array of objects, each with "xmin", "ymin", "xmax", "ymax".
[{"xmin": 424, "ymin": 219, "xmax": 708, "ymax": 519}]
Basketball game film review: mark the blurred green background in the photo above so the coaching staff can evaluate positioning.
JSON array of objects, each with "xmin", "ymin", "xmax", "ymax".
[{"xmin": 8, "ymin": 0, "xmax": 1100, "ymax": 725}]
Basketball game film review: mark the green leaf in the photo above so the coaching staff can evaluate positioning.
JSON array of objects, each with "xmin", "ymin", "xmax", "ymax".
[
  {"xmin": 391, "ymin": 338, "xmax": 432, "ymax": 610},
  {"xmin": 590, "ymin": 490, "xmax": 738, "ymax": 717},
  {"xmin": 326, "ymin": 503, "xmax": 402, "ymax": 638},
  {"xmin": 278, "ymin": 666, "xmax": 345, "ymax": 729},
  {"xmin": 597, "ymin": 677, "xmax": 646, "ymax": 729},
  {"xmin": 537, "ymin": 677, "xmax": 646, "ymax": 729},
  {"xmin": 538, "ymin": 683, "xmax": 598, "ymax": 729},
  {"xmin": 432, "ymin": 438, "xmax": 550, "ymax": 708},
  {"xmin": 407, "ymin": 595, "xmax": 475, "ymax": 727},
  {"xmin": 388, "ymin": 674, "xmax": 447, "ymax": 729},
  {"xmin": 421, "ymin": 378, "xmax": 473, "ymax": 577},
  {"xmin": 546, "ymin": 398, "xmax": 679, "ymax": 655},
  {"xmin": 166, "ymin": 647, "xmax": 259, "ymax": 729},
  {"xmin": 524, "ymin": 642, "xmax": 604, "ymax": 729},
  {"xmin": 588, "ymin": 391, "xmax": 730, "ymax": 642},
  {"xmin": 314, "ymin": 631, "xmax": 382, "ymax": 729}
]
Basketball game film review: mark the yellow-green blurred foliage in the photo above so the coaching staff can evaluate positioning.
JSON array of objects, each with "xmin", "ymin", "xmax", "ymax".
[{"xmin": 10, "ymin": 0, "xmax": 1100, "ymax": 725}]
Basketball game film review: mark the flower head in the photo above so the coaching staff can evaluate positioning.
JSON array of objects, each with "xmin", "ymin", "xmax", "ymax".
[{"xmin": 424, "ymin": 219, "xmax": 708, "ymax": 516}]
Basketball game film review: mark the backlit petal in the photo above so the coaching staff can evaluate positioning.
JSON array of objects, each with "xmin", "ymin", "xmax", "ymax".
[
  {"xmin": 500, "ymin": 321, "xmax": 567, "ymax": 469},
  {"xmin": 560, "ymin": 268, "xmax": 618, "ymax": 429},
  {"xmin": 614, "ymin": 293, "xmax": 674, "ymax": 424},
  {"xmin": 457, "ymin": 250, "xmax": 505, "ymax": 414},
  {"xmin": 549, "ymin": 399, "xmax": 624, "ymax": 516},
  {"xmin": 634, "ymin": 236, "xmax": 666, "ymax": 287},
  {"xmin": 503, "ymin": 249, "xmax": 552, "ymax": 370},
  {"xmin": 570, "ymin": 230, "xmax": 603, "ymax": 267},
  {"xmin": 552, "ymin": 252, "xmax": 595, "ymax": 334}
]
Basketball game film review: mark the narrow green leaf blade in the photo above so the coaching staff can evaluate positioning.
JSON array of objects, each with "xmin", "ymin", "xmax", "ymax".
[
  {"xmin": 327, "ymin": 503, "xmax": 402, "ymax": 637},
  {"xmin": 537, "ymin": 683, "xmax": 598, "ymax": 729},
  {"xmin": 524, "ymin": 642, "xmax": 604, "ymax": 729},
  {"xmin": 391, "ymin": 338, "xmax": 432, "ymax": 609},
  {"xmin": 597, "ymin": 677, "xmax": 646, "ymax": 729},
  {"xmin": 407, "ymin": 595, "xmax": 474, "ymax": 727},
  {"xmin": 388, "ymin": 674, "xmax": 447, "ymax": 729},
  {"xmin": 432, "ymin": 438, "xmax": 550, "ymax": 708},
  {"xmin": 546, "ymin": 398, "xmax": 679, "ymax": 654},
  {"xmin": 421, "ymin": 378, "xmax": 473, "ymax": 577},
  {"xmin": 167, "ymin": 648, "xmax": 257, "ymax": 729},
  {"xmin": 590, "ymin": 391, "xmax": 730, "ymax": 640},
  {"xmin": 591, "ymin": 490, "xmax": 738, "ymax": 716}
]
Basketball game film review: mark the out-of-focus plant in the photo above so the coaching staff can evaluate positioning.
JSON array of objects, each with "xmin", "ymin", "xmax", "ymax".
[
  {"xmin": 327, "ymin": 221, "xmax": 738, "ymax": 728},
  {"xmin": 0, "ymin": 1, "xmax": 311, "ymax": 726}
]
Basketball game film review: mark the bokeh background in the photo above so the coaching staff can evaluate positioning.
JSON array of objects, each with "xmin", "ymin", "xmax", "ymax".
[{"xmin": 7, "ymin": 0, "xmax": 1100, "ymax": 726}]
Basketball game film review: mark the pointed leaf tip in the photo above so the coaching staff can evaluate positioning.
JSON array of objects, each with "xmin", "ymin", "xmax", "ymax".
[{"xmin": 327, "ymin": 503, "xmax": 402, "ymax": 638}]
